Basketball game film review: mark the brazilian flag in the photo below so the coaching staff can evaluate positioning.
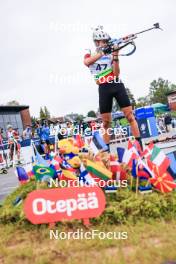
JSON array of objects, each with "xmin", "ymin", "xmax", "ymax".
[{"xmin": 33, "ymin": 165, "xmax": 55, "ymax": 181}]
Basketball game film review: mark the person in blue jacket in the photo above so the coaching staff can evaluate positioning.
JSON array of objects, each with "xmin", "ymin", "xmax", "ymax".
[{"xmin": 40, "ymin": 120, "xmax": 51, "ymax": 157}]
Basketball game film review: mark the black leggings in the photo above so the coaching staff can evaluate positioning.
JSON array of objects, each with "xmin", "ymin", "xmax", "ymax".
[{"xmin": 99, "ymin": 81, "xmax": 131, "ymax": 114}]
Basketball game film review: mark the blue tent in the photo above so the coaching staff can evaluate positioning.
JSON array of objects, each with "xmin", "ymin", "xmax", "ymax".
[{"xmin": 151, "ymin": 103, "xmax": 169, "ymax": 113}]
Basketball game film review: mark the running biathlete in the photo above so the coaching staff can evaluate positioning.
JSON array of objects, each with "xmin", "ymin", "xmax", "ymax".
[{"xmin": 84, "ymin": 25, "xmax": 142, "ymax": 149}]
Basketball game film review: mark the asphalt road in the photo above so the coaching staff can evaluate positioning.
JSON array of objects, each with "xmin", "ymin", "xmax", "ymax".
[
  {"xmin": 0, "ymin": 146, "xmax": 34, "ymax": 203},
  {"xmin": 0, "ymin": 168, "xmax": 18, "ymax": 202}
]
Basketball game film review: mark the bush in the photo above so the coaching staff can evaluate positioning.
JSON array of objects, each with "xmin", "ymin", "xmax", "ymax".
[
  {"xmin": 0, "ymin": 184, "xmax": 176, "ymax": 227},
  {"xmin": 92, "ymin": 189, "xmax": 176, "ymax": 225}
]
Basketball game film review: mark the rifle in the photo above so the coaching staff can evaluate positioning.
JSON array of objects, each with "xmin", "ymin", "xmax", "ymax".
[{"xmin": 106, "ymin": 23, "xmax": 163, "ymax": 56}]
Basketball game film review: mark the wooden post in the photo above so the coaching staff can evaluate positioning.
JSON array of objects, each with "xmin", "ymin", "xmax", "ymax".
[{"xmin": 136, "ymin": 176, "xmax": 139, "ymax": 196}]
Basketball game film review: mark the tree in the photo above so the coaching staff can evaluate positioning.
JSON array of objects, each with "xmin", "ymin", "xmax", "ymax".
[
  {"xmin": 75, "ymin": 114, "xmax": 84, "ymax": 122},
  {"xmin": 44, "ymin": 106, "xmax": 50, "ymax": 119},
  {"xmin": 112, "ymin": 98, "xmax": 120, "ymax": 112},
  {"xmin": 126, "ymin": 87, "xmax": 136, "ymax": 108},
  {"xmin": 39, "ymin": 106, "xmax": 51, "ymax": 119},
  {"xmin": 31, "ymin": 116, "xmax": 37, "ymax": 125},
  {"xmin": 136, "ymin": 96, "xmax": 150, "ymax": 108},
  {"xmin": 111, "ymin": 88, "xmax": 136, "ymax": 111},
  {"xmin": 39, "ymin": 107, "xmax": 46, "ymax": 119},
  {"xmin": 149, "ymin": 78, "xmax": 176, "ymax": 104},
  {"xmin": 6, "ymin": 100, "xmax": 20, "ymax": 106},
  {"xmin": 87, "ymin": 110, "xmax": 96, "ymax": 117}
]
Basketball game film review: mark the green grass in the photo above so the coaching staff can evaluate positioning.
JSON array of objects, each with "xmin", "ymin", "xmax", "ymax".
[
  {"xmin": 0, "ymin": 182, "xmax": 176, "ymax": 263},
  {"xmin": 0, "ymin": 220, "xmax": 176, "ymax": 264}
]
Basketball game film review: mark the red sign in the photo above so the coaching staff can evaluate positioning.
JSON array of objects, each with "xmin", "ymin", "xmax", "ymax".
[{"xmin": 24, "ymin": 186, "xmax": 106, "ymax": 225}]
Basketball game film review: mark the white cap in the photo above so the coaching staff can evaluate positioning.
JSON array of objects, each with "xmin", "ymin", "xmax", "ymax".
[
  {"xmin": 92, "ymin": 25, "xmax": 110, "ymax": 41},
  {"xmin": 7, "ymin": 124, "xmax": 13, "ymax": 129}
]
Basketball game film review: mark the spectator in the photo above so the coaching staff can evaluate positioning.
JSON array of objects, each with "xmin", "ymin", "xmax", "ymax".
[
  {"xmin": 164, "ymin": 113, "xmax": 172, "ymax": 132},
  {"xmin": 171, "ymin": 118, "xmax": 176, "ymax": 131},
  {"xmin": 40, "ymin": 120, "xmax": 51, "ymax": 155},
  {"xmin": 22, "ymin": 125, "xmax": 32, "ymax": 139},
  {"xmin": 66, "ymin": 122, "xmax": 73, "ymax": 137},
  {"xmin": 0, "ymin": 128, "xmax": 4, "ymax": 143},
  {"xmin": 7, "ymin": 124, "xmax": 21, "ymax": 164},
  {"xmin": 35, "ymin": 121, "xmax": 42, "ymax": 138}
]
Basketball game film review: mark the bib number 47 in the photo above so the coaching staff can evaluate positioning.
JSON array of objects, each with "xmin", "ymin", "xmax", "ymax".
[{"xmin": 96, "ymin": 64, "xmax": 107, "ymax": 71}]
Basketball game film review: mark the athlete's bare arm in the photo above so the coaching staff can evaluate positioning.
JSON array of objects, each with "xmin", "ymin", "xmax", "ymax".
[
  {"xmin": 112, "ymin": 50, "xmax": 120, "ymax": 77},
  {"xmin": 84, "ymin": 52, "xmax": 104, "ymax": 67}
]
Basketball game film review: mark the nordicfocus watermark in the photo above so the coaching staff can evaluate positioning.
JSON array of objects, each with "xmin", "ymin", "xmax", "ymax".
[
  {"xmin": 49, "ymin": 72, "xmax": 122, "ymax": 86},
  {"xmin": 50, "ymin": 229, "xmax": 128, "ymax": 240},
  {"xmin": 54, "ymin": 126, "xmax": 128, "ymax": 137},
  {"xmin": 96, "ymin": 76, "xmax": 121, "ymax": 84},
  {"xmin": 49, "ymin": 21, "xmax": 127, "ymax": 34},
  {"xmin": 49, "ymin": 178, "xmax": 128, "ymax": 189}
]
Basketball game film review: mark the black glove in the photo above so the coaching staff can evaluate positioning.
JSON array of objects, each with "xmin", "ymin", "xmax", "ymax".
[{"xmin": 101, "ymin": 45, "xmax": 112, "ymax": 55}]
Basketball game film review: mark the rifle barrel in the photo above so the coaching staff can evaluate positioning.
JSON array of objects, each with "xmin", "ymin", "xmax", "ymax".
[{"xmin": 135, "ymin": 26, "xmax": 157, "ymax": 36}]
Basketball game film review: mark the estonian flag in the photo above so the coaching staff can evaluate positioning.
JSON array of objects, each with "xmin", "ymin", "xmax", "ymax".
[{"xmin": 90, "ymin": 131, "xmax": 108, "ymax": 155}]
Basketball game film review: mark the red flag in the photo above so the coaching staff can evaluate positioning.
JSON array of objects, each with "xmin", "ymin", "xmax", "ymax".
[
  {"xmin": 128, "ymin": 139, "xmax": 142, "ymax": 156},
  {"xmin": 109, "ymin": 154, "xmax": 121, "ymax": 180},
  {"xmin": 148, "ymin": 161, "xmax": 176, "ymax": 193},
  {"xmin": 141, "ymin": 142, "xmax": 154, "ymax": 159},
  {"xmin": 74, "ymin": 135, "xmax": 85, "ymax": 148}
]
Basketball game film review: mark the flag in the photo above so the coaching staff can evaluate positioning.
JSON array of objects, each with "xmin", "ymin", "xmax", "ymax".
[
  {"xmin": 109, "ymin": 154, "xmax": 121, "ymax": 180},
  {"xmin": 54, "ymin": 155, "xmax": 63, "ymax": 164},
  {"xmin": 79, "ymin": 163, "xmax": 96, "ymax": 186},
  {"xmin": 49, "ymin": 156, "xmax": 63, "ymax": 178},
  {"xmin": 16, "ymin": 166, "xmax": 29, "ymax": 184},
  {"xmin": 35, "ymin": 150, "xmax": 50, "ymax": 167},
  {"xmin": 67, "ymin": 156, "xmax": 81, "ymax": 168},
  {"xmin": 141, "ymin": 142, "xmax": 154, "ymax": 159},
  {"xmin": 23, "ymin": 163, "xmax": 34, "ymax": 178},
  {"xmin": 131, "ymin": 159, "xmax": 153, "ymax": 179},
  {"xmin": 60, "ymin": 169, "xmax": 77, "ymax": 181},
  {"xmin": 138, "ymin": 158, "xmax": 155, "ymax": 178},
  {"xmin": 50, "ymin": 161, "xmax": 60, "ymax": 172},
  {"xmin": 128, "ymin": 139, "xmax": 142, "ymax": 156},
  {"xmin": 150, "ymin": 145, "xmax": 170, "ymax": 172},
  {"xmin": 31, "ymin": 156, "xmax": 35, "ymax": 164},
  {"xmin": 50, "ymin": 156, "xmax": 61, "ymax": 171},
  {"xmin": 60, "ymin": 159, "xmax": 75, "ymax": 172},
  {"xmin": 49, "ymin": 164, "xmax": 60, "ymax": 179},
  {"xmin": 131, "ymin": 159, "xmax": 138, "ymax": 178},
  {"xmin": 104, "ymin": 185, "xmax": 118, "ymax": 193},
  {"xmin": 33, "ymin": 165, "xmax": 55, "ymax": 181},
  {"xmin": 146, "ymin": 158, "xmax": 156, "ymax": 172},
  {"xmin": 117, "ymin": 147, "xmax": 135, "ymax": 167},
  {"xmin": 149, "ymin": 164, "xmax": 176, "ymax": 193},
  {"xmin": 127, "ymin": 141, "xmax": 141, "ymax": 160},
  {"xmin": 64, "ymin": 152, "xmax": 77, "ymax": 160},
  {"xmin": 59, "ymin": 158, "xmax": 77, "ymax": 183},
  {"xmin": 85, "ymin": 159, "xmax": 112, "ymax": 181},
  {"xmin": 137, "ymin": 165, "xmax": 152, "ymax": 179},
  {"xmin": 167, "ymin": 151, "xmax": 176, "ymax": 179},
  {"xmin": 138, "ymin": 185, "xmax": 152, "ymax": 193},
  {"xmin": 90, "ymin": 131, "xmax": 108, "ymax": 155},
  {"xmin": 74, "ymin": 135, "xmax": 85, "ymax": 148}
]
